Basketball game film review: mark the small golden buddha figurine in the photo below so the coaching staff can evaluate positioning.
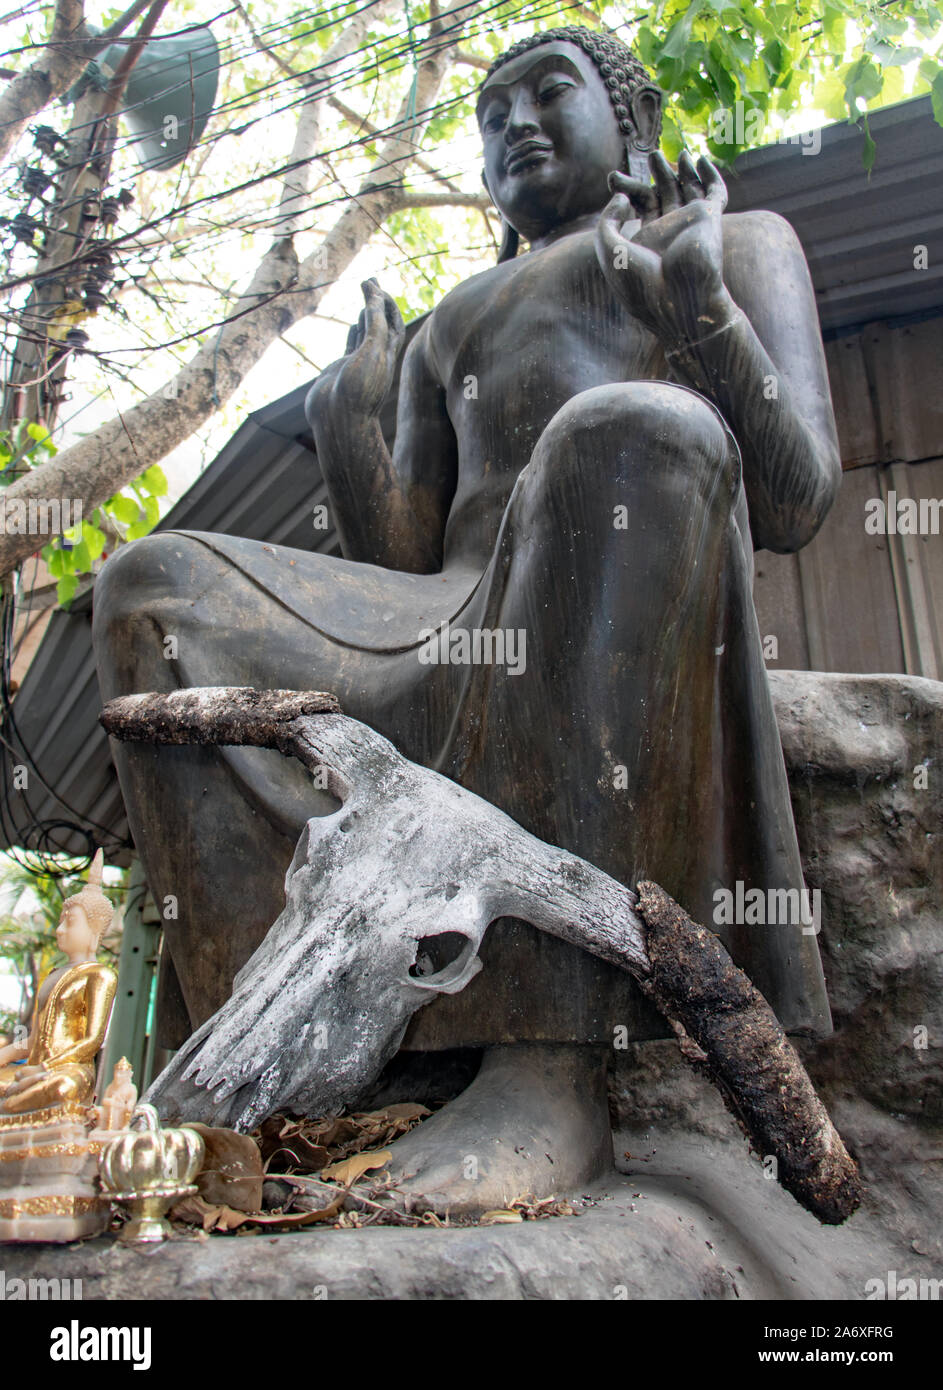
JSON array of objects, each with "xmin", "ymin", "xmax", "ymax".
[{"xmin": 0, "ymin": 850, "xmax": 116, "ymax": 1117}]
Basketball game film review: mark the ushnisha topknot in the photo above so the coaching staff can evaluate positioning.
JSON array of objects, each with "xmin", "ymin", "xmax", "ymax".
[
  {"xmin": 484, "ymin": 24, "xmax": 662, "ymax": 146},
  {"xmin": 62, "ymin": 847, "xmax": 114, "ymax": 941}
]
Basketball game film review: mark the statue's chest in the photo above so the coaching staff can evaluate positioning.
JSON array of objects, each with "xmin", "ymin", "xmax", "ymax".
[{"xmin": 444, "ymin": 235, "xmax": 653, "ymax": 391}]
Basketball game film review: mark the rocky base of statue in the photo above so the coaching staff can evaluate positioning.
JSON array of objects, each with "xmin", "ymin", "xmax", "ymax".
[
  {"xmin": 0, "ymin": 1105, "xmax": 114, "ymax": 1243},
  {"xmin": 0, "ymin": 1116, "xmax": 925, "ymax": 1299}
]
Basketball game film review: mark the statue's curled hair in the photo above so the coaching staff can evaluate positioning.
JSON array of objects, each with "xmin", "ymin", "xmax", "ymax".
[{"xmin": 485, "ymin": 25, "xmax": 662, "ymax": 146}]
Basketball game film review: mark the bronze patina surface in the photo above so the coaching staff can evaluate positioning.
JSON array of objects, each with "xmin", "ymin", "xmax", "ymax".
[{"xmin": 93, "ymin": 27, "xmax": 840, "ymax": 1059}]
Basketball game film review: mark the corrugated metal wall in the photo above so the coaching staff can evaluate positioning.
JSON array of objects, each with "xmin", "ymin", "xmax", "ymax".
[{"xmin": 754, "ymin": 313, "xmax": 943, "ymax": 678}]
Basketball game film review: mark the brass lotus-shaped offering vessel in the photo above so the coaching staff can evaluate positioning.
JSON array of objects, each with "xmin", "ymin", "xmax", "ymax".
[{"xmin": 99, "ymin": 1103, "xmax": 204, "ymax": 1243}]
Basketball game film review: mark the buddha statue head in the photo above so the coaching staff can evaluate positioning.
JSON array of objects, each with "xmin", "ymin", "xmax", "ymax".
[
  {"xmin": 56, "ymin": 849, "xmax": 114, "ymax": 964},
  {"xmin": 477, "ymin": 25, "xmax": 663, "ymax": 258}
]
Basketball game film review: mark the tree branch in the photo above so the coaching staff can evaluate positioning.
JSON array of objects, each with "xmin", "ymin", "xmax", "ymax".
[
  {"xmin": 454, "ymin": 47, "xmax": 489, "ymax": 70},
  {"xmin": 273, "ymin": 3, "xmax": 398, "ymax": 240},
  {"xmin": 393, "ymin": 189, "xmax": 492, "ymax": 212},
  {"xmin": 329, "ymin": 93, "xmax": 467, "ymax": 197},
  {"xmin": 0, "ymin": 0, "xmax": 154, "ymax": 167},
  {"xmin": 232, "ymin": 0, "xmax": 302, "ymax": 81}
]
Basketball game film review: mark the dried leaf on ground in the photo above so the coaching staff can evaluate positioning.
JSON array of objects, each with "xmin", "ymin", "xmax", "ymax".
[
  {"xmin": 320, "ymin": 1148, "xmax": 393, "ymax": 1186},
  {"xmin": 170, "ymin": 1190, "xmax": 340, "ymax": 1232},
  {"xmin": 509, "ymin": 1196, "xmax": 575, "ymax": 1219},
  {"xmin": 253, "ymin": 1105, "xmax": 429, "ymax": 1174},
  {"xmin": 182, "ymin": 1122, "xmax": 264, "ymax": 1212},
  {"xmin": 479, "ymin": 1209, "xmax": 524, "ymax": 1225},
  {"xmin": 171, "ymin": 1194, "xmax": 252, "ymax": 1232}
]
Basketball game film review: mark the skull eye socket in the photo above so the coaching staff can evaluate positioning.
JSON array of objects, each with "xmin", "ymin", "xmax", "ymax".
[{"xmin": 409, "ymin": 932, "xmax": 470, "ymax": 979}]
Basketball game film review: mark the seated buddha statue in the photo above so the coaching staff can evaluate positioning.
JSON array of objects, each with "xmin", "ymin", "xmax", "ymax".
[
  {"xmin": 0, "ymin": 849, "xmax": 116, "ymax": 1117},
  {"xmin": 93, "ymin": 25, "xmax": 840, "ymax": 1214}
]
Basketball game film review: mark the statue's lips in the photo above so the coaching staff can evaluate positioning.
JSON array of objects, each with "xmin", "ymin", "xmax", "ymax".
[{"xmin": 505, "ymin": 142, "xmax": 553, "ymax": 175}]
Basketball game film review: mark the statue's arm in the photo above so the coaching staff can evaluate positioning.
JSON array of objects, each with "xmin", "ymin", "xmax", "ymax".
[
  {"xmin": 673, "ymin": 211, "xmax": 841, "ymax": 553},
  {"xmin": 597, "ymin": 157, "xmax": 841, "ymax": 553},
  {"xmin": 305, "ymin": 283, "xmax": 456, "ymax": 572}
]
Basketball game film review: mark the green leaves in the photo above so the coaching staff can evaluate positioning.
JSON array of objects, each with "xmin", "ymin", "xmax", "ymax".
[
  {"xmin": 845, "ymin": 54, "xmax": 884, "ymax": 110},
  {"xmin": 627, "ymin": 0, "xmax": 937, "ymax": 173},
  {"xmin": 36, "ymin": 463, "xmax": 170, "ymax": 610},
  {"xmin": 109, "ymin": 495, "xmax": 141, "ymax": 525},
  {"xmin": 662, "ymin": 1, "xmax": 704, "ymax": 61},
  {"xmin": 919, "ymin": 57, "xmax": 943, "ymax": 125},
  {"xmin": 138, "ymin": 464, "xmax": 168, "ymax": 497},
  {"xmin": 56, "ymin": 574, "xmax": 78, "ymax": 608}
]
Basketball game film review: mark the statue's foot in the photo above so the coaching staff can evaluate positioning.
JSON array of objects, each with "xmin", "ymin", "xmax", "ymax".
[{"xmin": 377, "ymin": 1044, "xmax": 612, "ymax": 1219}]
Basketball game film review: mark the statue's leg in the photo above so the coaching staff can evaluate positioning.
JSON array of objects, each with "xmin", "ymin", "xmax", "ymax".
[
  {"xmin": 93, "ymin": 533, "xmax": 352, "ymax": 1038},
  {"xmin": 387, "ymin": 381, "xmax": 755, "ymax": 1213},
  {"xmin": 460, "ymin": 380, "xmax": 741, "ymax": 907},
  {"xmin": 0, "ymin": 1064, "xmax": 93, "ymax": 1114},
  {"xmin": 93, "ymin": 533, "xmax": 478, "ymax": 1040}
]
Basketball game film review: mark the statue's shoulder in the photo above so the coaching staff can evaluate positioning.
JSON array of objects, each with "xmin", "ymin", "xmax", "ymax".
[
  {"xmin": 723, "ymin": 208, "xmax": 806, "ymax": 259},
  {"xmin": 721, "ymin": 209, "xmax": 814, "ymax": 313},
  {"xmin": 426, "ymin": 259, "xmax": 514, "ymax": 358},
  {"xmin": 52, "ymin": 961, "xmax": 116, "ymax": 1001},
  {"xmin": 432, "ymin": 259, "xmax": 515, "ymax": 323}
]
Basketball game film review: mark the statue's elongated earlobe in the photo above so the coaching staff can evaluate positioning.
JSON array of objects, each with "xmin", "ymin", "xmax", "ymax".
[
  {"xmin": 482, "ymin": 167, "xmax": 519, "ymax": 263},
  {"xmin": 497, "ymin": 218, "xmax": 519, "ymax": 263},
  {"xmin": 628, "ymin": 85, "xmax": 663, "ymax": 152},
  {"xmin": 625, "ymin": 148, "xmax": 651, "ymax": 183}
]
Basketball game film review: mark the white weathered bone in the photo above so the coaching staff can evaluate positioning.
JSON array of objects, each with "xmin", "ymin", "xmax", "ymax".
[{"xmin": 105, "ymin": 694, "xmax": 647, "ymax": 1130}]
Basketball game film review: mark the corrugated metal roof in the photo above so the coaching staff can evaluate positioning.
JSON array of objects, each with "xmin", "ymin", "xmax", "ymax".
[
  {"xmin": 6, "ymin": 96, "xmax": 943, "ymax": 858},
  {"xmin": 724, "ymin": 96, "xmax": 943, "ymax": 334}
]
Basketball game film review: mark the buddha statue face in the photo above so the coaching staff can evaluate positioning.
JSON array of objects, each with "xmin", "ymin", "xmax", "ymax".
[
  {"xmin": 477, "ymin": 36, "xmax": 660, "ymax": 245},
  {"xmin": 56, "ymin": 900, "xmax": 98, "ymax": 962}
]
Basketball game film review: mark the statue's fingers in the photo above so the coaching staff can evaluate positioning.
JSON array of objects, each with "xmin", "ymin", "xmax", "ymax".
[
  {"xmin": 677, "ymin": 150, "xmax": 704, "ymax": 202},
  {"xmin": 608, "ymin": 170, "xmax": 658, "ymax": 221},
  {"xmin": 359, "ymin": 279, "xmax": 396, "ymax": 351},
  {"xmin": 345, "ymin": 308, "xmax": 366, "ymax": 355},
  {"xmin": 596, "ymin": 198, "xmax": 662, "ymax": 302},
  {"xmin": 697, "ymin": 156, "xmax": 728, "ymax": 211},
  {"xmin": 597, "ymin": 193, "xmax": 634, "ymax": 264},
  {"xmin": 383, "ymin": 289, "xmax": 406, "ymax": 341},
  {"xmin": 650, "ymin": 151, "xmax": 682, "ymax": 213}
]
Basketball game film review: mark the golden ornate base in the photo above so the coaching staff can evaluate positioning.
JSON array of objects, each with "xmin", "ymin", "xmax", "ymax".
[
  {"xmin": 115, "ymin": 1184, "xmax": 199, "ymax": 1244},
  {"xmin": 0, "ymin": 1112, "xmax": 110, "ymax": 1243}
]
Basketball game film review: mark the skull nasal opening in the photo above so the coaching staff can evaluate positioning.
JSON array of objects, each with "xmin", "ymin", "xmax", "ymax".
[{"xmin": 410, "ymin": 932, "xmax": 470, "ymax": 978}]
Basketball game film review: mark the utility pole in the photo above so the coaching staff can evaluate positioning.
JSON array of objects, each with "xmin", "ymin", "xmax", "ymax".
[{"xmin": 1, "ymin": 83, "xmax": 119, "ymax": 442}]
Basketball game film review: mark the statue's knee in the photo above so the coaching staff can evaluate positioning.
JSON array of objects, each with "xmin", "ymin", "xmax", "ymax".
[
  {"xmin": 534, "ymin": 383, "xmax": 738, "ymax": 496},
  {"xmin": 93, "ymin": 533, "xmax": 203, "ymax": 652}
]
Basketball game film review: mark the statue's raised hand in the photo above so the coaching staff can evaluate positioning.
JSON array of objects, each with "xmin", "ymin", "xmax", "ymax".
[
  {"xmin": 595, "ymin": 152, "xmax": 731, "ymax": 350},
  {"xmin": 309, "ymin": 278, "xmax": 405, "ymax": 422}
]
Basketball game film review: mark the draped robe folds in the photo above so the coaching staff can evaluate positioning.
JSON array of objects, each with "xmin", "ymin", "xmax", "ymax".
[{"xmin": 94, "ymin": 354, "xmax": 833, "ymax": 1047}]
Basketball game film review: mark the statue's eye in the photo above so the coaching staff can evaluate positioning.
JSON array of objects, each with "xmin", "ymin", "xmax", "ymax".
[
  {"xmin": 538, "ymin": 82, "xmax": 570, "ymax": 104},
  {"xmin": 483, "ymin": 110, "xmax": 506, "ymax": 133}
]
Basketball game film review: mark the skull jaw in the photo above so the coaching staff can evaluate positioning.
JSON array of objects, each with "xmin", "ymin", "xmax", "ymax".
[
  {"xmin": 144, "ymin": 960, "xmax": 483, "ymax": 1131},
  {"xmin": 144, "ymin": 888, "xmax": 487, "ymax": 1131}
]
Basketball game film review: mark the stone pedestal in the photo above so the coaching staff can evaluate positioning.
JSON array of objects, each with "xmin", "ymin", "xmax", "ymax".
[{"xmin": 0, "ymin": 1104, "xmax": 111, "ymax": 1243}]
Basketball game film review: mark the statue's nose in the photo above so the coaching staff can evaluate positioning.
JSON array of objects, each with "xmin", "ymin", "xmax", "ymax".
[{"xmin": 504, "ymin": 90, "xmax": 541, "ymax": 145}]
